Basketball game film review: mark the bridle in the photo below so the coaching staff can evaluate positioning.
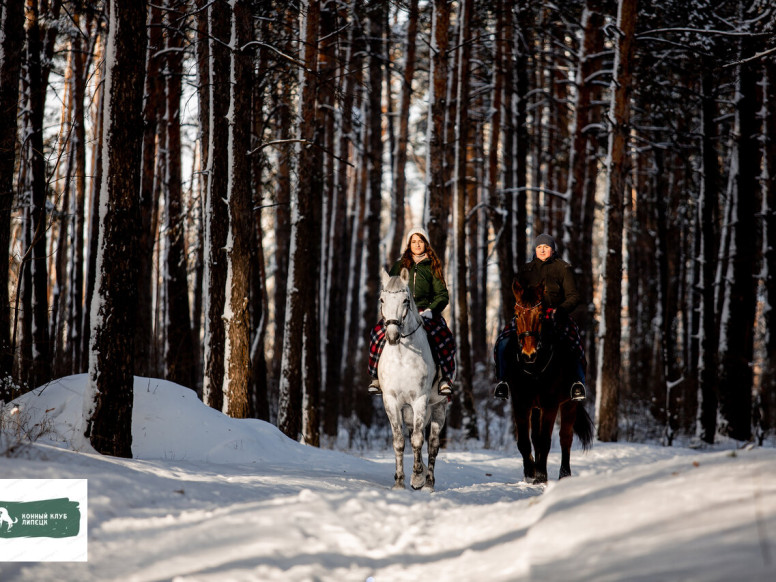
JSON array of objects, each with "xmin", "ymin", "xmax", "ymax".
[
  {"xmin": 514, "ymin": 300, "xmax": 554, "ymax": 375},
  {"xmin": 382, "ymin": 289, "xmax": 423, "ymax": 338}
]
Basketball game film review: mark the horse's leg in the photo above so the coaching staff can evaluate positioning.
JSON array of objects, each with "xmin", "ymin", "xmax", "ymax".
[
  {"xmin": 424, "ymin": 402, "xmax": 446, "ymax": 491},
  {"xmin": 409, "ymin": 400, "xmax": 428, "ymax": 490},
  {"xmin": 558, "ymin": 401, "xmax": 576, "ymax": 479},
  {"xmin": 385, "ymin": 402, "xmax": 406, "ymax": 489},
  {"xmin": 532, "ymin": 405, "xmax": 558, "ymax": 484},
  {"xmin": 511, "ymin": 402, "xmax": 535, "ymax": 482}
]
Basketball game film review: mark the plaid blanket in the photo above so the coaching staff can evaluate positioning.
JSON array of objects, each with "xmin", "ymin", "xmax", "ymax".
[
  {"xmin": 494, "ymin": 311, "xmax": 585, "ymax": 366},
  {"xmin": 368, "ymin": 315, "xmax": 457, "ymax": 380}
]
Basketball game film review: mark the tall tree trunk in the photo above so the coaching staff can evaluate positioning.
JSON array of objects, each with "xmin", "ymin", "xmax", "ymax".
[
  {"xmin": 278, "ymin": 0, "xmax": 322, "ymax": 443},
  {"xmin": 388, "ymin": 0, "xmax": 419, "ymax": 263},
  {"xmin": 135, "ymin": 3, "xmax": 164, "ymax": 378},
  {"xmin": 163, "ymin": 1, "xmax": 195, "ymax": 390},
  {"xmin": 224, "ymin": 0, "xmax": 253, "ymax": 417},
  {"xmin": 0, "ymin": 0, "xmax": 25, "ymax": 388},
  {"xmin": 67, "ymin": 13, "xmax": 90, "ymax": 375},
  {"xmin": 271, "ymin": 5, "xmax": 296, "ymax": 415},
  {"xmin": 717, "ymin": 49, "xmax": 760, "ymax": 442},
  {"xmin": 202, "ymin": 0, "xmax": 231, "ymax": 409},
  {"xmin": 494, "ymin": 2, "xmax": 514, "ymax": 323},
  {"xmin": 564, "ymin": 0, "xmax": 604, "ymax": 397},
  {"xmin": 193, "ymin": 0, "xmax": 211, "ymax": 396},
  {"xmin": 84, "ymin": 0, "xmax": 147, "ymax": 457},
  {"xmin": 425, "ymin": 0, "xmax": 451, "ymax": 251},
  {"xmin": 597, "ymin": 0, "xmax": 637, "ymax": 442},
  {"xmin": 452, "ymin": 0, "xmax": 477, "ymax": 439},
  {"xmin": 759, "ymin": 57, "xmax": 776, "ymax": 441},
  {"xmin": 25, "ymin": 1, "xmax": 52, "ymax": 388},
  {"xmin": 318, "ymin": 0, "xmax": 339, "ymax": 436},
  {"xmin": 355, "ymin": 0, "xmax": 385, "ymax": 429},
  {"xmin": 81, "ymin": 47, "xmax": 105, "ymax": 374},
  {"xmin": 513, "ymin": 2, "xmax": 531, "ymax": 266}
]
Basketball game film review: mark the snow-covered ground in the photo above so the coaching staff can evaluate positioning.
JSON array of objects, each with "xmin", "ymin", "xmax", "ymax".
[{"xmin": 1, "ymin": 375, "xmax": 774, "ymax": 581}]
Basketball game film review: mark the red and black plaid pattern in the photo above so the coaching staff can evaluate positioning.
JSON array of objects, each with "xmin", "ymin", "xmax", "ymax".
[
  {"xmin": 368, "ymin": 316, "xmax": 457, "ymax": 379},
  {"xmin": 494, "ymin": 312, "xmax": 585, "ymax": 365}
]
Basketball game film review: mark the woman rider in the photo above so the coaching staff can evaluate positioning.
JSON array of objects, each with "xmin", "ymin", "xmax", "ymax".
[{"xmin": 368, "ymin": 226, "xmax": 456, "ymax": 396}]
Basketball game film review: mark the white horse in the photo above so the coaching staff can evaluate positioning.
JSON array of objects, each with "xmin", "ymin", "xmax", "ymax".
[{"xmin": 378, "ymin": 268, "xmax": 448, "ymax": 490}]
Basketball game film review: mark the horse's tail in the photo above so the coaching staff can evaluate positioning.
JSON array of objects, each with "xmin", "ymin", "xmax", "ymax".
[{"xmin": 574, "ymin": 405, "xmax": 595, "ymax": 451}]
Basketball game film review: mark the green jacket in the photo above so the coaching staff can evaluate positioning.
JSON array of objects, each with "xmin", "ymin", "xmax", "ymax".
[
  {"xmin": 517, "ymin": 254, "xmax": 580, "ymax": 315},
  {"xmin": 390, "ymin": 259, "xmax": 449, "ymax": 316}
]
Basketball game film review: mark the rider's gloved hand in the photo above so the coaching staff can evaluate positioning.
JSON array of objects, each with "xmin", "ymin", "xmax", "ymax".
[{"xmin": 420, "ymin": 309, "xmax": 434, "ymax": 320}]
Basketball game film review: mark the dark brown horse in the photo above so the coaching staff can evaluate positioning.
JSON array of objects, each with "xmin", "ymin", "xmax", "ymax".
[{"xmin": 503, "ymin": 281, "xmax": 594, "ymax": 483}]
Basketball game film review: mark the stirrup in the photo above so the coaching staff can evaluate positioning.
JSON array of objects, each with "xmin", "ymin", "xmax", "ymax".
[
  {"xmin": 438, "ymin": 378, "xmax": 452, "ymax": 396},
  {"xmin": 494, "ymin": 381, "xmax": 509, "ymax": 400},
  {"xmin": 570, "ymin": 381, "xmax": 586, "ymax": 401},
  {"xmin": 368, "ymin": 379, "xmax": 382, "ymax": 395}
]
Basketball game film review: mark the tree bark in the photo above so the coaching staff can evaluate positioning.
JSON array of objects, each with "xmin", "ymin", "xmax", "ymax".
[
  {"xmin": 224, "ymin": 0, "xmax": 253, "ymax": 418},
  {"xmin": 597, "ymin": 0, "xmax": 637, "ymax": 442},
  {"xmin": 85, "ymin": 0, "xmax": 148, "ymax": 457},
  {"xmin": 202, "ymin": 0, "xmax": 231, "ymax": 410}
]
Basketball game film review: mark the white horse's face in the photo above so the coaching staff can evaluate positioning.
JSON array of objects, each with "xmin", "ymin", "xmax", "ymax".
[
  {"xmin": 380, "ymin": 268, "xmax": 413, "ymax": 345},
  {"xmin": 381, "ymin": 288, "xmax": 410, "ymax": 345}
]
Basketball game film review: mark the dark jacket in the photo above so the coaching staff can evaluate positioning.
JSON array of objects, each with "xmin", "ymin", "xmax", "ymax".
[
  {"xmin": 390, "ymin": 259, "xmax": 449, "ymax": 316},
  {"xmin": 517, "ymin": 254, "xmax": 580, "ymax": 316}
]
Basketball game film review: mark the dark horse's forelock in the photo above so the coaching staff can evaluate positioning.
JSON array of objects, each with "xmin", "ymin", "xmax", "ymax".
[{"xmin": 514, "ymin": 282, "xmax": 544, "ymax": 311}]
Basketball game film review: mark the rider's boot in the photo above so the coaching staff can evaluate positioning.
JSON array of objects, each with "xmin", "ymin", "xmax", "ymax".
[
  {"xmin": 438, "ymin": 377, "xmax": 453, "ymax": 396},
  {"xmin": 368, "ymin": 378, "xmax": 382, "ymax": 395},
  {"xmin": 493, "ymin": 380, "xmax": 509, "ymax": 400}
]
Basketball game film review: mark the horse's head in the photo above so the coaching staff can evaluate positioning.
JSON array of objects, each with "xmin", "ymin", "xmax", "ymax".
[
  {"xmin": 512, "ymin": 280, "xmax": 547, "ymax": 364},
  {"xmin": 380, "ymin": 268, "xmax": 418, "ymax": 345}
]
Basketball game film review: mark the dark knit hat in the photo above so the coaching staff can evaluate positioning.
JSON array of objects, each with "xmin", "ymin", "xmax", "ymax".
[{"xmin": 534, "ymin": 233, "xmax": 556, "ymax": 252}]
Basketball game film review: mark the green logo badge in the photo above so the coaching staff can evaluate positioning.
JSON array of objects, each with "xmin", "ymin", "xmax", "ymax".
[{"xmin": 0, "ymin": 499, "xmax": 81, "ymax": 538}]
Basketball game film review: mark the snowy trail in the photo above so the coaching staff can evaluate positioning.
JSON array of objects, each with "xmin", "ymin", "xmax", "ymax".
[{"xmin": 1, "ymin": 376, "xmax": 775, "ymax": 581}]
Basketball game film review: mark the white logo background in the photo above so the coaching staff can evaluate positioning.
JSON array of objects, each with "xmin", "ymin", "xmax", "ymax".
[{"xmin": 0, "ymin": 479, "xmax": 88, "ymax": 562}]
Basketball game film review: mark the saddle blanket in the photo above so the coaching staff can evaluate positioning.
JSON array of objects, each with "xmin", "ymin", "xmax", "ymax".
[{"xmin": 368, "ymin": 316, "xmax": 457, "ymax": 380}]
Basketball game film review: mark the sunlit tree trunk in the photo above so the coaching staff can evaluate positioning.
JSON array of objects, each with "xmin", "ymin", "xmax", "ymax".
[
  {"xmin": 224, "ymin": 0, "xmax": 253, "ymax": 417},
  {"xmin": 84, "ymin": 0, "xmax": 147, "ymax": 457},
  {"xmin": 597, "ymin": 0, "xmax": 637, "ymax": 442}
]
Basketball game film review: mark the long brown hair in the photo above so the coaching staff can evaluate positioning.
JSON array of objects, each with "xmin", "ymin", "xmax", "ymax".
[{"xmin": 399, "ymin": 234, "xmax": 446, "ymax": 285}]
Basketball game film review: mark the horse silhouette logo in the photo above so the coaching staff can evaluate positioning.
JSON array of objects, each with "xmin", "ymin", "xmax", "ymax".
[{"xmin": 0, "ymin": 507, "xmax": 18, "ymax": 532}]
